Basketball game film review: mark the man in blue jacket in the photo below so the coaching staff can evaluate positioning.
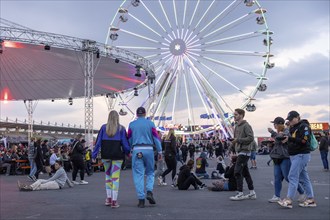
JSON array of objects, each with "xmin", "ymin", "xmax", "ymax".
[{"xmin": 128, "ymin": 107, "xmax": 162, "ymax": 208}]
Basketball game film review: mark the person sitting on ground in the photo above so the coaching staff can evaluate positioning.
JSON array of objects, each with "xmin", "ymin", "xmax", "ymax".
[
  {"xmin": 177, "ymin": 159, "xmax": 206, "ymax": 190},
  {"xmin": 211, "ymin": 156, "xmax": 225, "ymax": 179},
  {"xmin": 195, "ymin": 152, "xmax": 209, "ymax": 179},
  {"xmin": 18, "ymin": 160, "xmax": 74, "ymax": 191},
  {"xmin": 208, "ymin": 155, "xmax": 237, "ymax": 191}
]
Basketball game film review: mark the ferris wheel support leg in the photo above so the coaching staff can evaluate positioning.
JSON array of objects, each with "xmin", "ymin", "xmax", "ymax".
[
  {"xmin": 24, "ymin": 100, "xmax": 38, "ymax": 146},
  {"xmin": 83, "ymin": 40, "xmax": 97, "ymax": 149}
]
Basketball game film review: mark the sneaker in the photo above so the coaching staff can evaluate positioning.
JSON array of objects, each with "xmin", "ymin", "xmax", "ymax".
[
  {"xmin": 299, "ymin": 199, "xmax": 317, "ymax": 208},
  {"xmin": 230, "ymin": 192, "xmax": 245, "ymax": 201},
  {"xmin": 171, "ymin": 184, "xmax": 175, "ymax": 188},
  {"xmin": 79, "ymin": 180, "xmax": 88, "ymax": 185},
  {"xmin": 146, "ymin": 191, "xmax": 156, "ymax": 204},
  {"xmin": 72, "ymin": 181, "xmax": 80, "ymax": 185},
  {"xmin": 105, "ymin": 198, "xmax": 112, "ymax": 206},
  {"xmin": 278, "ymin": 198, "xmax": 293, "ymax": 209},
  {"xmin": 27, "ymin": 175, "xmax": 34, "ymax": 181},
  {"xmin": 244, "ymin": 192, "xmax": 257, "ymax": 200},
  {"xmin": 268, "ymin": 195, "xmax": 280, "ymax": 203},
  {"xmin": 200, "ymin": 183, "xmax": 207, "ymax": 189},
  {"xmin": 161, "ymin": 182, "xmax": 167, "ymax": 186},
  {"xmin": 297, "ymin": 194, "xmax": 307, "ymax": 203},
  {"xmin": 111, "ymin": 200, "xmax": 120, "ymax": 208}
]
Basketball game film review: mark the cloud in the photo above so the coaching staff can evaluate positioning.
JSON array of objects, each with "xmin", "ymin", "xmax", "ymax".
[{"xmin": 273, "ymin": 32, "xmax": 329, "ymax": 69}]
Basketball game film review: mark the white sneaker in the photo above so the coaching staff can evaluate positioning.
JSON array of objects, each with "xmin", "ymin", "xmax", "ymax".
[
  {"xmin": 72, "ymin": 181, "xmax": 80, "ymax": 185},
  {"xmin": 268, "ymin": 195, "xmax": 280, "ymax": 203},
  {"xmin": 79, "ymin": 180, "xmax": 88, "ymax": 185},
  {"xmin": 230, "ymin": 192, "xmax": 245, "ymax": 201},
  {"xmin": 244, "ymin": 192, "xmax": 257, "ymax": 200}
]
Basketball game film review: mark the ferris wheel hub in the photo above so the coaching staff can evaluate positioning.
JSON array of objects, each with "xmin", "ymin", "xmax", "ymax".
[{"xmin": 170, "ymin": 39, "xmax": 186, "ymax": 56}]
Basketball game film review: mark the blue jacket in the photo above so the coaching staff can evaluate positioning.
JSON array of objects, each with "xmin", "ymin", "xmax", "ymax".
[
  {"xmin": 92, "ymin": 124, "xmax": 131, "ymax": 159},
  {"xmin": 128, "ymin": 117, "xmax": 162, "ymax": 153}
]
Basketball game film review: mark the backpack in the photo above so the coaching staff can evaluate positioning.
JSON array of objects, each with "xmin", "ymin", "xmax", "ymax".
[{"xmin": 309, "ymin": 133, "xmax": 318, "ymax": 151}]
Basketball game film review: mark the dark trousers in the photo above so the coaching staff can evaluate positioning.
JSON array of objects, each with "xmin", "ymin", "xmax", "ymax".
[
  {"xmin": 35, "ymin": 160, "xmax": 43, "ymax": 179},
  {"xmin": 178, "ymin": 173, "xmax": 202, "ymax": 190},
  {"xmin": 320, "ymin": 151, "xmax": 329, "ymax": 169},
  {"xmin": 161, "ymin": 156, "xmax": 177, "ymax": 181},
  {"xmin": 72, "ymin": 159, "xmax": 85, "ymax": 181},
  {"xmin": 182, "ymin": 153, "xmax": 188, "ymax": 163},
  {"xmin": 234, "ymin": 155, "xmax": 254, "ymax": 192}
]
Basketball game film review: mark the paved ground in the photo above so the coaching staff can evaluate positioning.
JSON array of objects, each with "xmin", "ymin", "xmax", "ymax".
[{"xmin": 0, "ymin": 151, "xmax": 329, "ymax": 220}]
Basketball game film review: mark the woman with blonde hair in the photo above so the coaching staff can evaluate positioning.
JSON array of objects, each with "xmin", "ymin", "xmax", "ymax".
[
  {"xmin": 92, "ymin": 110, "xmax": 131, "ymax": 208},
  {"xmin": 158, "ymin": 128, "xmax": 177, "ymax": 187}
]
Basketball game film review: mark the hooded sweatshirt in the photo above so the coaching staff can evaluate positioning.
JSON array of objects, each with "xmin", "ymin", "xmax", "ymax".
[{"xmin": 287, "ymin": 119, "xmax": 311, "ymax": 155}]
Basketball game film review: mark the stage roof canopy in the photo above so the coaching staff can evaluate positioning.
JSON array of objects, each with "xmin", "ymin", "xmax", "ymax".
[{"xmin": 0, "ymin": 18, "xmax": 154, "ymax": 101}]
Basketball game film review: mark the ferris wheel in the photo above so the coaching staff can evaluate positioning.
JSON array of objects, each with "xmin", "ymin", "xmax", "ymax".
[{"xmin": 106, "ymin": 0, "xmax": 273, "ymax": 136}]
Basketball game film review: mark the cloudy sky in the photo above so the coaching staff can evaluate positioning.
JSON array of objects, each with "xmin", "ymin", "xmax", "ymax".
[{"xmin": 0, "ymin": 0, "xmax": 329, "ymax": 137}]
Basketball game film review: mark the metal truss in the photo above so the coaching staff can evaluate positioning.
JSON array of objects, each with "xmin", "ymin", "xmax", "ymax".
[
  {"xmin": 23, "ymin": 100, "xmax": 38, "ymax": 145},
  {"xmin": 82, "ymin": 40, "xmax": 95, "ymax": 148}
]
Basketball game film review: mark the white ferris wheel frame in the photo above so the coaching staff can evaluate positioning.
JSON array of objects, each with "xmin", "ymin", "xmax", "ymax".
[{"xmin": 105, "ymin": 0, "xmax": 274, "ymax": 137}]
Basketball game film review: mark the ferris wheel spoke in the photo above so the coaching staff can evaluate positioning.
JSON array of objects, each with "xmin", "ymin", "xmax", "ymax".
[
  {"xmin": 128, "ymin": 13, "xmax": 164, "ymax": 39},
  {"xmin": 158, "ymin": 0, "xmax": 176, "ymax": 39},
  {"xmin": 189, "ymin": 67, "xmax": 213, "ymax": 121},
  {"xmin": 193, "ymin": 52, "xmax": 260, "ymax": 78},
  {"xmin": 182, "ymin": 68, "xmax": 192, "ymax": 125},
  {"xmin": 171, "ymin": 66, "xmax": 180, "ymax": 123},
  {"xmin": 186, "ymin": 34, "xmax": 198, "ymax": 47},
  {"xmin": 189, "ymin": 0, "xmax": 200, "ymax": 27},
  {"xmin": 194, "ymin": 0, "xmax": 216, "ymax": 32},
  {"xmin": 155, "ymin": 56, "xmax": 178, "ymax": 88},
  {"xmin": 198, "ymin": 0, "xmax": 239, "ymax": 35},
  {"xmin": 172, "ymin": 0, "xmax": 179, "ymax": 29},
  {"xmin": 189, "ymin": 49, "xmax": 267, "ymax": 57},
  {"xmin": 202, "ymin": 31, "xmax": 260, "ymax": 47},
  {"xmin": 182, "ymin": 0, "xmax": 188, "ymax": 31},
  {"xmin": 145, "ymin": 51, "xmax": 171, "ymax": 60},
  {"xmin": 184, "ymin": 54, "xmax": 235, "ymax": 113},
  {"xmin": 120, "ymin": 28, "xmax": 168, "ymax": 46},
  {"xmin": 116, "ymin": 46, "xmax": 167, "ymax": 51},
  {"xmin": 203, "ymin": 12, "xmax": 255, "ymax": 39},
  {"xmin": 140, "ymin": 0, "xmax": 169, "ymax": 36},
  {"xmin": 186, "ymin": 52, "xmax": 251, "ymax": 98},
  {"xmin": 184, "ymin": 30, "xmax": 194, "ymax": 43},
  {"xmin": 153, "ymin": 69, "xmax": 178, "ymax": 119}
]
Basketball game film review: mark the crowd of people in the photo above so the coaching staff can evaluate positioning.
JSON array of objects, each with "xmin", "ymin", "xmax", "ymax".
[{"xmin": 1, "ymin": 107, "xmax": 329, "ymax": 211}]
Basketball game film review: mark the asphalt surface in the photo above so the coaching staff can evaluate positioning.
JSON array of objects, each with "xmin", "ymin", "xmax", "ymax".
[{"xmin": 0, "ymin": 151, "xmax": 329, "ymax": 220}]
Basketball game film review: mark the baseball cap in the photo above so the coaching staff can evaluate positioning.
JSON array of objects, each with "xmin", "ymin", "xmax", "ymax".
[
  {"xmin": 270, "ymin": 117, "xmax": 285, "ymax": 125},
  {"xmin": 136, "ymin": 107, "xmax": 146, "ymax": 116},
  {"xmin": 286, "ymin": 110, "xmax": 300, "ymax": 121}
]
